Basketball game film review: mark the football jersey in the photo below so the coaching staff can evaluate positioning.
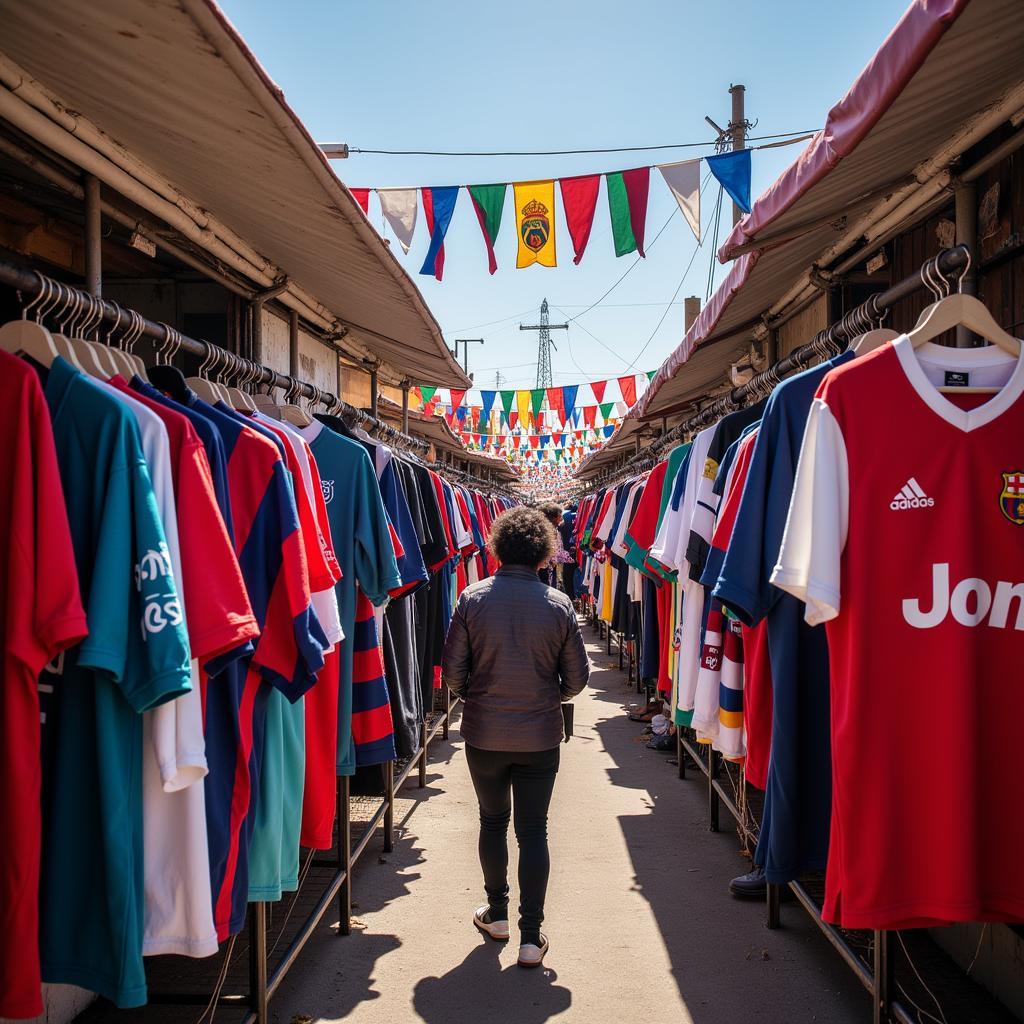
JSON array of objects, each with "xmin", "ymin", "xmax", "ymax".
[
  {"xmin": 0, "ymin": 355, "xmax": 88, "ymax": 1020},
  {"xmin": 39, "ymin": 358, "xmax": 191, "ymax": 1007},
  {"xmin": 713, "ymin": 353, "xmax": 851, "ymax": 881},
  {"xmin": 773, "ymin": 337, "xmax": 1024, "ymax": 929}
]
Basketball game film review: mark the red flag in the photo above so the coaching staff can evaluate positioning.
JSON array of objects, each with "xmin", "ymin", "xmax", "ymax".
[
  {"xmin": 559, "ymin": 174, "xmax": 600, "ymax": 265},
  {"xmin": 618, "ymin": 374, "xmax": 638, "ymax": 407},
  {"xmin": 529, "ymin": 435, "xmax": 540, "ymax": 450},
  {"xmin": 590, "ymin": 379, "xmax": 607, "ymax": 404},
  {"xmin": 512, "ymin": 435, "xmax": 521, "ymax": 449},
  {"xmin": 450, "ymin": 389, "xmax": 466, "ymax": 409},
  {"xmin": 349, "ymin": 187, "xmax": 370, "ymax": 214},
  {"xmin": 422, "ymin": 188, "xmax": 445, "ymax": 280},
  {"xmin": 546, "ymin": 387, "xmax": 565, "ymax": 424},
  {"xmin": 622, "ymin": 167, "xmax": 650, "ymax": 258},
  {"xmin": 553, "ymin": 432, "xmax": 564, "ymax": 446},
  {"xmin": 583, "ymin": 406, "xmax": 598, "ymax": 428},
  {"xmin": 510, "ymin": 412, "xmax": 519, "ymax": 430}
]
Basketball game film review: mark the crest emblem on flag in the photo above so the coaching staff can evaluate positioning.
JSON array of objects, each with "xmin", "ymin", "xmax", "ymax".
[
  {"xmin": 321, "ymin": 479, "xmax": 335, "ymax": 505},
  {"xmin": 999, "ymin": 471, "xmax": 1024, "ymax": 524},
  {"xmin": 520, "ymin": 198, "xmax": 550, "ymax": 252}
]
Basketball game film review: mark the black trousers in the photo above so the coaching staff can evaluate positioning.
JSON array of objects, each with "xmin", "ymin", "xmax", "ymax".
[{"xmin": 465, "ymin": 745, "xmax": 560, "ymax": 940}]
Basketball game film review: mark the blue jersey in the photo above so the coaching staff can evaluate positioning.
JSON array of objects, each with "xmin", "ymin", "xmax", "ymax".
[{"xmin": 713, "ymin": 353, "xmax": 852, "ymax": 883}]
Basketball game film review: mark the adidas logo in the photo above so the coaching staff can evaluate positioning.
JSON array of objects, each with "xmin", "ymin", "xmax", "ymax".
[{"xmin": 890, "ymin": 477, "xmax": 935, "ymax": 510}]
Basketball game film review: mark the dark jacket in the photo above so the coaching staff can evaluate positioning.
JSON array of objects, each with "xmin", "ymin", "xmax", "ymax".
[{"xmin": 441, "ymin": 565, "xmax": 590, "ymax": 751}]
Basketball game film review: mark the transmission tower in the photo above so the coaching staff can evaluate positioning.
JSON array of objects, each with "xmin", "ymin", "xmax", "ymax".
[{"xmin": 519, "ymin": 298, "xmax": 568, "ymax": 389}]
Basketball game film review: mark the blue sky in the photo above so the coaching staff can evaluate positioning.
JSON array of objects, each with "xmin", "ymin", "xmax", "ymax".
[{"xmin": 221, "ymin": 0, "xmax": 910, "ymax": 392}]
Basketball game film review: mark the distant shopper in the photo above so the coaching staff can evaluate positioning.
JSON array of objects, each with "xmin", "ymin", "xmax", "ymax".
[
  {"xmin": 442, "ymin": 506, "xmax": 590, "ymax": 968},
  {"xmin": 535, "ymin": 502, "xmax": 564, "ymax": 586}
]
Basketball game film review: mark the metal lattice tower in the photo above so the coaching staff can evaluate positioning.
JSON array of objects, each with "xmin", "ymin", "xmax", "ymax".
[{"xmin": 519, "ymin": 298, "xmax": 568, "ymax": 390}]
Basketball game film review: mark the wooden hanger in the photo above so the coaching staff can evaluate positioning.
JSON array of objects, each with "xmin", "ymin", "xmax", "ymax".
[
  {"xmin": 223, "ymin": 353, "xmax": 258, "ymax": 413},
  {"xmin": 0, "ymin": 275, "xmax": 60, "ymax": 366},
  {"xmin": 851, "ymin": 327, "xmax": 899, "ymax": 356},
  {"xmin": 186, "ymin": 340, "xmax": 232, "ymax": 405},
  {"xmin": 50, "ymin": 285, "xmax": 107, "ymax": 377}
]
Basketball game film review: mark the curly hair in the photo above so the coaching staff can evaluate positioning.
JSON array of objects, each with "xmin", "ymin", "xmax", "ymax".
[
  {"xmin": 489, "ymin": 506, "xmax": 558, "ymax": 568},
  {"xmin": 536, "ymin": 501, "xmax": 564, "ymax": 527}
]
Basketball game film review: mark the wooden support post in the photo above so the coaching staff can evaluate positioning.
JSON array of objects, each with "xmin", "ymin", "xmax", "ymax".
[
  {"xmin": 84, "ymin": 174, "xmax": 102, "ymax": 298},
  {"xmin": 370, "ymin": 367, "xmax": 379, "ymax": 419},
  {"xmin": 288, "ymin": 309, "xmax": 299, "ymax": 377}
]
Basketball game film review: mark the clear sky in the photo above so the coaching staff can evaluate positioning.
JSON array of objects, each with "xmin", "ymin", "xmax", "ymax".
[{"xmin": 220, "ymin": 0, "xmax": 910, "ymax": 392}]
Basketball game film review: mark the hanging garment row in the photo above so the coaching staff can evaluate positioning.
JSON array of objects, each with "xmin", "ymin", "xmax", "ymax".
[
  {"xmin": 572, "ymin": 245, "xmax": 1024, "ymax": 942},
  {"xmin": 0, "ymin": 290, "xmax": 514, "ymax": 1020}
]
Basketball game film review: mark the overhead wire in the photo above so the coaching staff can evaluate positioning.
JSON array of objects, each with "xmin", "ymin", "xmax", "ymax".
[
  {"xmin": 705, "ymin": 185, "xmax": 725, "ymax": 303},
  {"xmin": 346, "ymin": 129, "xmax": 818, "ymax": 158}
]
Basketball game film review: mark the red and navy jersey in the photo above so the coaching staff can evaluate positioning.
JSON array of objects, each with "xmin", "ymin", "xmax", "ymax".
[
  {"xmin": 351, "ymin": 591, "xmax": 396, "ymax": 765},
  {"xmin": 194, "ymin": 398, "xmax": 324, "ymax": 939}
]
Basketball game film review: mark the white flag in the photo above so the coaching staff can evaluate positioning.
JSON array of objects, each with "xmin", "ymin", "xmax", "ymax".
[
  {"xmin": 378, "ymin": 188, "xmax": 418, "ymax": 254},
  {"xmin": 657, "ymin": 160, "xmax": 701, "ymax": 242}
]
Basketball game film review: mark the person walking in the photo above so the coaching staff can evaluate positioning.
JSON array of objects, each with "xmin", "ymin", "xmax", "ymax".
[{"xmin": 441, "ymin": 506, "xmax": 590, "ymax": 968}]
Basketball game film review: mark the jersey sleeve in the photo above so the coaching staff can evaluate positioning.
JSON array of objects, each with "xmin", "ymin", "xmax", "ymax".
[
  {"xmin": 770, "ymin": 397, "xmax": 849, "ymax": 625},
  {"xmin": 177, "ymin": 440, "xmax": 259, "ymax": 666}
]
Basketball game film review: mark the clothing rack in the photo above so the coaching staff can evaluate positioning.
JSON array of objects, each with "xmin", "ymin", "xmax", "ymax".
[
  {"xmin": 0, "ymin": 260, "xmax": 431, "ymax": 457},
  {"xmin": 584, "ymin": 245, "xmax": 971, "ymax": 491}
]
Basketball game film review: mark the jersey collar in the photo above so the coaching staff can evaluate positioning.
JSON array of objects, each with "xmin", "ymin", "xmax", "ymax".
[{"xmin": 892, "ymin": 334, "xmax": 1024, "ymax": 432}]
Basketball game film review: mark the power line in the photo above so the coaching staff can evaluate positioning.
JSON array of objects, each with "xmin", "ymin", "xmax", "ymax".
[{"xmin": 345, "ymin": 129, "xmax": 817, "ymax": 158}]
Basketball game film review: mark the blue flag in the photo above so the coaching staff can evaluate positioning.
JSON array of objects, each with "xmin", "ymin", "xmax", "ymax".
[
  {"xmin": 706, "ymin": 150, "xmax": 752, "ymax": 215},
  {"xmin": 420, "ymin": 186, "xmax": 459, "ymax": 277},
  {"xmin": 562, "ymin": 385, "xmax": 579, "ymax": 424},
  {"xmin": 602, "ymin": 424, "xmax": 615, "ymax": 438},
  {"xmin": 456, "ymin": 405, "xmax": 468, "ymax": 423},
  {"xmin": 479, "ymin": 390, "xmax": 497, "ymax": 425}
]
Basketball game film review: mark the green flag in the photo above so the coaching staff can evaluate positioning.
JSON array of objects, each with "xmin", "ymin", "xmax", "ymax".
[
  {"xmin": 468, "ymin": 184, "xmax": 507, "ymax": 274},
  {"xmin": 646, "ymin": 370, "xmax": 656, "ymax": 381},
  {"xmin": 606, "ymin": 172, "xmax": 637, "ymax": 257},
  {"xmin": 531, "ymin": 389, "xmax": 545, "ymax": 419},
  {"xmin": 420, "ymin": 385, "xmax": 437, "ymax": 404},
  {"xmin": 599, "ymin": 401, "xmax": 616, "ymax": 422},
  {"xmin": 500, "ymin": 389, "xmax": 516, "ymax": 414}
]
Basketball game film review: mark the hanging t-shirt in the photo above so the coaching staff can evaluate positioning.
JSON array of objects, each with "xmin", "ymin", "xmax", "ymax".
[
  {"xmin": 0, "ymin": 354, "xmax": 88, "ymax": 1021},
  {"xmin": 298, "ymin": 420, "xmax": 402, "ymax": 774},
  {"xmin": 773, "ymin": 337, "xmax": 1024, "ymax": 929},
  {"xmin": 39, "ymin": 358, "xmax": 191, "ymax": 1007}
]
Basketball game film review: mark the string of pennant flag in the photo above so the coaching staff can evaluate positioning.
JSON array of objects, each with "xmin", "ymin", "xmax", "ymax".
[{"xmin": 347, "ymin": 150, "xmax": 753, "ymax": 279}]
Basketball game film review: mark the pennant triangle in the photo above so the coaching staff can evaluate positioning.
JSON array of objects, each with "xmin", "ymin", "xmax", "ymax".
[
  {"xmin": 618, "ymin": 375, "xmax": 638, "ymax": 407},
  {"xmin": 657, "ymin": 159, "xmax": 701, "ymax": 242},
  {"xmin": 378, "ymin": 189, "xmax": 418, "ymax": 253},
  {"xmin": 590, "ymin": 379, "xmax": 608, "ymax": 404},
  {"xmin": 349, "ymin": 188, "xmax": 370, "ymax": 215},
  {"xmin": 599, "ymin": 401, "xmax": 615, "ymax": 422},
  {"xmin": 468, "ymin": 183, "xmax": 507, "ymax": 275},
  {"xmin": 530, "ymin": 389, "xmax": 545, "ymax": 419},
  {"xmin": 420, "ymin": 186, "xmax": 459, "ymax": 280},
  {"xmin": 559, "ymin": 174, "xmax": 601, "ymax": 265},
  {"xmin": 706, "ymin": 150, "xmax": 752, "ymax": 215},
  {"xmin": 420, "ymin": 385, "xmax": 438, "ymax": 404}
]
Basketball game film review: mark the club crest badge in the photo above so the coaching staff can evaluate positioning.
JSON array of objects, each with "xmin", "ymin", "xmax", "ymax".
[
  {"xmin": 520, "ymin": 198, "xmax": 550, "ymax": 252},
  {"xmin": 321, "ymin": 479, "xmax": 335, "ymax": 505},
  {"xmin": 999, "ymin": 471, "xmax": 1024, "ymax": 525}
]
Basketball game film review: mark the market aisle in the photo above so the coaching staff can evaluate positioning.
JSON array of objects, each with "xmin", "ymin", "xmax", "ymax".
[{"xmin": 269, "ymin": 624, "xmax": 866, "ymax": 1024}]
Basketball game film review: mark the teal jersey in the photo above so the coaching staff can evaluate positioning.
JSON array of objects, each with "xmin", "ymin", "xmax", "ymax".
[{"xmin": 39, "ymin": 359, "xmax": 191, "ymax": 1008}]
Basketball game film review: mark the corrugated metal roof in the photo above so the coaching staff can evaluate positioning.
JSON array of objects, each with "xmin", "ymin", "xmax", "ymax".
[
  {"xmin": 634, "ymin": 0, "xmax": 1024, "ymax": 424},
  {"xmin": 0, "ymin": 0, "xmax": 470, "ymax": 388}
]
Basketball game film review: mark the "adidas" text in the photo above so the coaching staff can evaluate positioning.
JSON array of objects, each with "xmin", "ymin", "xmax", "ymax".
[
  {"xmin": 902, "ymin": 563, "xmax": 1024, "ymax": 630},
  {"xmin": 890, "ymin": 477, "xmax": 935, "ymax": 510}
]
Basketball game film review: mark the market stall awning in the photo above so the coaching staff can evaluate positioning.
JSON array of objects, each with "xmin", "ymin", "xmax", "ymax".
[
  {"xmin": 636, "ymin": 0, "xmax": 1024, "ymax": 423},
  {"xmin": 574, "ymin": 417, "xmax": 646, "ymax": 480},
  {"xmin": 0, "ymin": 0, "xmax": 469, "ymax": 388}
]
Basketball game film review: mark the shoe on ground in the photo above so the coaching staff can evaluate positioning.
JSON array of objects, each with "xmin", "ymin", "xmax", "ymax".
[
  {"xmin": 729, "ymin": 865, "xmax": 767, "ymax": 899},
  {"xmin": 517, "ymin": 933, "xmax": 549, "ymax": 968},
  {"xmin": 473, "ymin": 906, "xmax": 509, "ymax": 941}
]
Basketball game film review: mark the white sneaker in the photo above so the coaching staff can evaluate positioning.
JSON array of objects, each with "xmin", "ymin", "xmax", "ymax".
[
  {"xmin": 517, "ymin": 933, "xmax": 549, "ymax": 968},
  {"xmin": 473, "ymin": 906, "xmax": 510, "ymax": 941}
]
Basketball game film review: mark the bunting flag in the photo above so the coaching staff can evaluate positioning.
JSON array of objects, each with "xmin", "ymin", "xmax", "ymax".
[
  {"xmin": 707, "ymin": 150, "xmax": 752, "ymax": 214},
  {"xmin": 590, "ymin": 379, "xmax": 607, "ymax": 404},
  {"xmin": 583, "ymin": 406, "xmax": 598, "ymax": 428},
  {"xmin": 450, "ymin": 388, "xmax": 467, "ymax": 410},
  {"xmin": 509, "ymin": 411, "xmax": 519, "ymax": 430},
  {"xmin": 559, "ymin": 174, "xmax": 601, "ymax": 265},
  {"xmin": 618, "ymin": 374, "xmax": 638, "ymax": 406},
  {"xmin": 514, "ymin": 181, "xmax": 557, "ymax": 268},
  {"xmin": 349, "ymin": 188, "xmax": 370, "ymax": 215},
  {"xmin": 562, "ymin": 384, "xmax": 579, "ymax": 424},
  {"xmin": 378, "ymin": 188, "xmax": 418, "ymax": 254},
  {"xmin": 516, "ymin": 390, "xmax": 531, "ymax": 428},
  {"xmin": 500, "ymin": 389, "xmax": 516, "ymax": 416},
  {"xmin": 546, "ymin": 386, "xmax": 565, "ymax": 424},
  {"xmin": 606, "ymin": 167, "xmax": 650, "ymax": 257},
  {"xmin": 599, "ymin": 401, "xmax": 616, "ymax": 422},
  {"xmin": 646, "ymin": 370, "xmax": 656, "ymax": 381},
  {"xmin": 468, "ymin": 183, "xmax": 507, "ymax": 274},
  {"xmin": 456, "ymin": 405, "xmax": 468, "ymax": 423},
  {"xmin": 530, "ymin": 388, "xmax": 545, "ymax": 420},
  {"xmin": 420, "ymin": 186, "xmax": 459, "ymax": 280},
  {"xmin": 479, "ymin": 389, "xmax": 497, "ymax": 425},
  {"xmin": 657, "ymin": 159, "xmax": 701, "ymax": 242},
  {"xmin": 603, "ymin": 424, "xmax": 616, "ymax": 438},
  {"xmin": 420, "ymin": 385, "xmax": 438, "ymax": 404}
]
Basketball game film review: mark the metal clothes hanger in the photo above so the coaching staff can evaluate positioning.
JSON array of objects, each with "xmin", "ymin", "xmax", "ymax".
[
  {"xmin": 908, "ymin": 247, "xmax": 1020, "ymax": 357},
  {"xmin": 850, "ymin": 295, "xmax": 899, "ymax": 356},
  {"xmin": 78, "ymin": 295, "xmax": 121, "ymax": 378},
  {"xmin": 279, "ymin": 376, "xmax": 313, "ymax": 427},
  {"xmin": 102, "ymin": 305, "xmax": 139, "ymax": 378},
  {"xmin": 0, "ymin": 274, "xmax": 60, "ymax": 365},
  {"xmin": 121, "ymin": 308, "xmax": 148, "ymax": 381},
  {"xmin": 49, "ymin": 284, "xmax": 97, "ymax": 374},
  {"xmin": 222, "ymin": 351, "xmax": 258, "ymax": 413},
  {"xmin": 187, "ymin": 340, "xmax": 230, "ymax": 405}
]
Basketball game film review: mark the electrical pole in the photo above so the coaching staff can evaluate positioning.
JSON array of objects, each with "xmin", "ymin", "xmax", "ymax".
[
  {"xmin": 452, "ymin": 337, "xmax": 484, "ymax": 377},
  {"xmin": 729, "ymin": 83, "xmax": 746, "ymax": 226},
  {"xmin": 519, "ymin": 298, "xmax": 568, "ymax": 388}
]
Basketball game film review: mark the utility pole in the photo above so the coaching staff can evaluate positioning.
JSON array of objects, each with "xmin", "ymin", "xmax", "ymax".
[
  {"xmin": 729, "ymin": 83, "xmax": 746, "ymax": 226},
  {"xmin": 519, "ymin": 298, "xmax": 568, "ymax": 388},
  {"xmin": 452, "ymin": 337, "xmax": 484, "ymax": 377}
]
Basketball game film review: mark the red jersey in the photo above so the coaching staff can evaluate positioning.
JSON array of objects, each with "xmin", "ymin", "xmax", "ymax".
[{"xmin": 774, "ymin": 337, "xmax": 1024, "ymax": 929}]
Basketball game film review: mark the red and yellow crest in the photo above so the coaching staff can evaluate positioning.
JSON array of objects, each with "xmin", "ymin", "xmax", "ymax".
[{"xmin": 999, "ymin": 471, "xmax": 1024, "ymax": 525}]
